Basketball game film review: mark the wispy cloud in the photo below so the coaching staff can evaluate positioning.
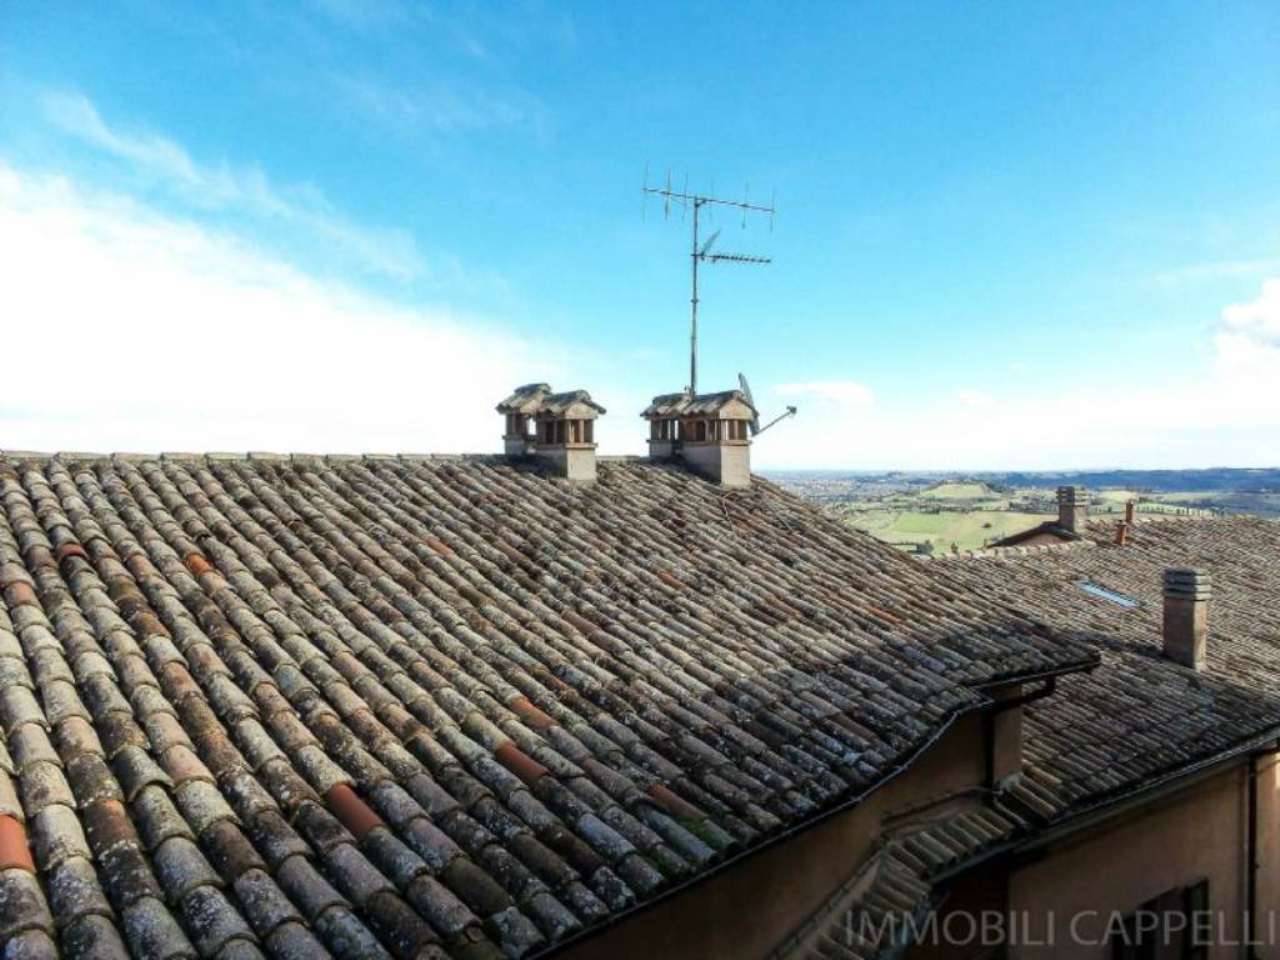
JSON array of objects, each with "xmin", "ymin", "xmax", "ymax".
[
  {"xmin": 754, "ymin": 285, "xmax": 1280, "ymax": 470},
  {"xmin": 954, "ymin": 388, "xmax": 993, "ymax": 407},
  {"xmin": 42, "ymin": 91, "xmax": 425, "ymax": 281},
  {"xmin": 775, "ymin": 380, "xmax": 874, "ymax": 407},
  {"xmin": 332, "ymin": 73, "xmax": 547, "ymax": 137},
  {"xmin": 0, "ymin": 163, "xmax": 553, "ymax": 452},
  {"xmin": 1154, "ymin": 256, "xmax": 1280, "ymax": 288}
]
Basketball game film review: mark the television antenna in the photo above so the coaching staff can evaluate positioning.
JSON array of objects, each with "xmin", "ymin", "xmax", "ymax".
[{"xmin": 643, "ymin": 170, "xmax": 775, "ymax": 395}]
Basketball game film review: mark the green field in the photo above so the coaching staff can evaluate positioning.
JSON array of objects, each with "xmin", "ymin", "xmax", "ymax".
[
  {"xmin": 919, "ymin": 482, "xmax": 997, "ymax": 501},
  {"xmin": 844, "ymin": 508, "xmax": 1052, "ymax": 553},
  {"xmin": 779, "ymin": 472, "xmax": 1280, "ymax": 552}
]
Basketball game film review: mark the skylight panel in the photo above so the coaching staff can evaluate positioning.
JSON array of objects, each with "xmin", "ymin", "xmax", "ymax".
[{"xmin": 1077, "ymin": 580, "xmax": 1141, "ymax": 608}]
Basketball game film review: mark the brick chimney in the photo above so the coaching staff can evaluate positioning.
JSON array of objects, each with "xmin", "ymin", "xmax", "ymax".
[
  {"xmin": 642, "ymin": 388, "xmax": 756, "ymax": 487},
  {"xmin": 1056, "ymin": 485, "xmax": 1088, "ymax": 534},
  {"xmin": 497, "ymin": 384, "xmax": 605, "ymax": 483},
  {"xmin": 1124, "ymin": 499, "xmax": 1137, "ymax": 525},
  {"xmin": 1163, "ymin": 568, "xmax": 1210, "ymax": 670}
]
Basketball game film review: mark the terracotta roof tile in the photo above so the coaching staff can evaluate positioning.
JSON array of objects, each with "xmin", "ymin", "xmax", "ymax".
[
  {"xmin": 0, "ymin": 452, "xmax": 1095, "ymax": 958},
  {"xmin": 941, "ymin": 516, "xmax": 1280, "ymax": 821}
]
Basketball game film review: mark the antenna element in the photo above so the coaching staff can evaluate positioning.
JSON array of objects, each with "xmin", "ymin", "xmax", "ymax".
[{"xmin": 642, "ymin": 174, "xmax": 775, "ymax": 394}]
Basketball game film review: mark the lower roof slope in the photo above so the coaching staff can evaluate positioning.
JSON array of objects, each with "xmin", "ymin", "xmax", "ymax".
[
  {"xmin": 0, "ymin": 453, "xmax": 1092, "ymax": 960},
  {"xmin": 779, "ymin": 515, "xmax": 1280, "ymax": 960},
  {"xmin": 943, "ymin": 516, "xmax": 1280, "ymax": 821}
]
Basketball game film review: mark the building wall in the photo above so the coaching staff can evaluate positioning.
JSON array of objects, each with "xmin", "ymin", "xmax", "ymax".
[
  {"xmin": 1007, "ymin": 762, "xmax": 1253, "ymax": 960},
  {"xmin": 1250, "ymin": 751, "xmax": 1280, "ymax": 960},
  {"xmin": 681, "ymin": 442, "xmax": 750, "ymax": 487},
  {"xmin": 558, "ymin": 711, "xmax": 1280, "ymax": 960},
  {"xmin": 557, "ymin": 711, "xmax": 989, "ymax": 960}
]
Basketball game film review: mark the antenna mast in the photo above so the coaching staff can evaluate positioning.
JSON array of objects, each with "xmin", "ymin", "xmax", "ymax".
[{"xmin": 643, "ymin": 174, "xmax": 774, "ymax": 394}]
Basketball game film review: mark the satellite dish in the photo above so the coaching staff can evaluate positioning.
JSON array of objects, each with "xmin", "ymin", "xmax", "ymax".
[
  {"xmin": 739, "ymin": 371, "xmax": 797, "ymax": 438},
  {"xmin": 738, "ymin": 372, "xmax": 762, "ymax": 436}
]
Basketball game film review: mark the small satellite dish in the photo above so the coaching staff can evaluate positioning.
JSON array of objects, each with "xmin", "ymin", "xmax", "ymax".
[
  {"xmin": 738, "ymin": 372, "xmax": 762, "ymax": 435},
  {"xmin": 739, "ymin": 371, "xmax": 797, "ymax": 437}
]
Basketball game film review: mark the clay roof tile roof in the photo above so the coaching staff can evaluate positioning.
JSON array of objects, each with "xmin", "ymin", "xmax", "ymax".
[
  {"xmin": 944, "ymin": 515, "xmax": 1280, "ymax": 820},
  {"xmin": 0, "ymin": 451, "xmax": 1094, "ymax": 958}
]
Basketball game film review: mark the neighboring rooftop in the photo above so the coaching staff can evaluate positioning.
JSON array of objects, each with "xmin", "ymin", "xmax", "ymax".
[
  {"xmin": 943, "ymin": 515, "xmax": 1280, "ymax": 821},
  {"xmin": 0, "ymin": 452, "xmax": 1094, "ymax": 960},
  {"xmin": 779, "ymin": 513, "xmax": 1280, "ymax": 960}
]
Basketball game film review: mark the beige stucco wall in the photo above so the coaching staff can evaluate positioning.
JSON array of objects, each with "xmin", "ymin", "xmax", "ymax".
[
  {"xmin": 558, "ymin": 711, "xmax": 989, "ymax": 960},
  {"xmin": 1252, "ymin": 753, "xmax": 1280, "ymax": 960},
  {"xmin": 1008, "ymin": 762, "xmax": 1252, "ymax": 960},
  {"xmin": 680, "ymin": 441, "xmax": 751, "ymax": 488}
]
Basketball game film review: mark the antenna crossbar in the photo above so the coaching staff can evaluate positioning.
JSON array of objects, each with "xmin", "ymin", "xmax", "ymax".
[
  {"xmin": 643, "ymin": 186, "xmax": 775, "ymax": 216},
  {"xmin": 704, "ymin": 253, "xmax": 771, "ymax": 265},
  {"xmin": 642, "ymin": 177, "xmax": 775, "ymax": 394}
]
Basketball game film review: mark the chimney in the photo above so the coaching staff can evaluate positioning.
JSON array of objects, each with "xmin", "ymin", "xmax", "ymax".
[
  {"xmin": 497, "ymin": 383, "xmax": 547, "ymax": 457},
  {"xmin": 1124, "ymin": 499, "xmax": 1137, "ymax": 525},
  {"xmin": 642, "ymin": 388, "xmax": 756, "ymax": 487},
  {"xmin": 1163, "ymin": 568, "xmax": 1210, "ymax": 670},
  {"xmin": 1056, "ymin": 485, "xmax": 1088, "ymax": 534},
  {"xmin": 497, "ymin": 384, "xmax": 605, "ymax": 483}
]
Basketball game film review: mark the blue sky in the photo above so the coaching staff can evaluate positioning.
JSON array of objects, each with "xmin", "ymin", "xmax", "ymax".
[{"xmin": 2, "ymin": 1, "xmax": 1278, "ymax": 468}]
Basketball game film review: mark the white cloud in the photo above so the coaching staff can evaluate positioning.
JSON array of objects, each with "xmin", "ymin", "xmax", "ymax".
[
  {"xmin": 42, "ymin": 92, "xmax": 425, "ymax": 281},
  {"xmin": 954, "ymin": 388, "xmax": 993, "ymax": 407},
  {"xmin": 0, "ymin": 163, "xmax": 557, "ymax": 453},
  {"xmin": 332, "ymin": 73, "xmax": 543, "ymax": 135},
  {"xmin": 754, "ymin": 282, "xmax": 1280, "ymax": 471},
  {"xmin": 1155, "ymin": 257, "xmax": 1280, "ymax": 288},
  {"xmin": 1220, "ymin": 277, "xmax": 1280, "ymax": 351},
  {"xmin": 775, "ymin": 380, "xmax": 874, "ymax": 408}
]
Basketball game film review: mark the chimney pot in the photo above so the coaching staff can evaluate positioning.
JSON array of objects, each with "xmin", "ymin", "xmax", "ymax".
[
  {"xmin": 1056, "ymin": 485, "xmax": 1088, "ymax": 534},
  {"xmin": 641, "ymin": 388, "xmax": 756, "ymax": 486},
  {"xmin": 497, "ymin": 384, "xmax": 604, "ymax": 483},
  {"xmin": 1162, "ymin": 567, "xmax": 1211, "ymax": 670}
]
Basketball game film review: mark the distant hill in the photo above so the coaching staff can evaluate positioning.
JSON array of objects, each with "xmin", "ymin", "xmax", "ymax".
[
  {"xmin": 767, "ymin": 467, "xmax": 1280, "ymax": 530},
  {"xmin": 767, "ymin": 467, "xmax": 1280, "ymax": 494},
  {"xmin": 984, "ymin": 468, "xmax": 1280, "ymax": 493}
]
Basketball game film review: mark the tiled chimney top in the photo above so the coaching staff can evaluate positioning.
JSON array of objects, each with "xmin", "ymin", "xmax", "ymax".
[
  {"xmin": 1056, "ymin": 485, "xmax": 1088, "ymax": 534},
  {"xmin": 641, "ymin": 388, "xmax": 757, "ymax": 487},
  {"xmin": 1163, "ymin": 567, "xmax": 1211, "ymax": 670},
  {"xmin": 497, "ymin": 383, "xmax": 605, "ymax": 483}
]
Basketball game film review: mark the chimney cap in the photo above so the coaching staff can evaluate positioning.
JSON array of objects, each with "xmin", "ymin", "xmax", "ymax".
[
  {"xmin": 1057, "ymin": 485, "xmax": 1088, "ymax": 503},
  {"xmin": 539, "ymin": 389, "xmax": 606, "ymax": 418},
  {"xmin": 497, "ymin": 384, "xmax": 605, "ymax": 417},
  {"xmin": 497, "ymin": 383, "xmax": 552, "ymax": 415},
  {"xmin": 642, "ymin": 388, "xmax": 757, "ymax": 420},
  {"xmin": 1164, "ymin": 567, "xmax": 1212, "ymax": 600}
]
